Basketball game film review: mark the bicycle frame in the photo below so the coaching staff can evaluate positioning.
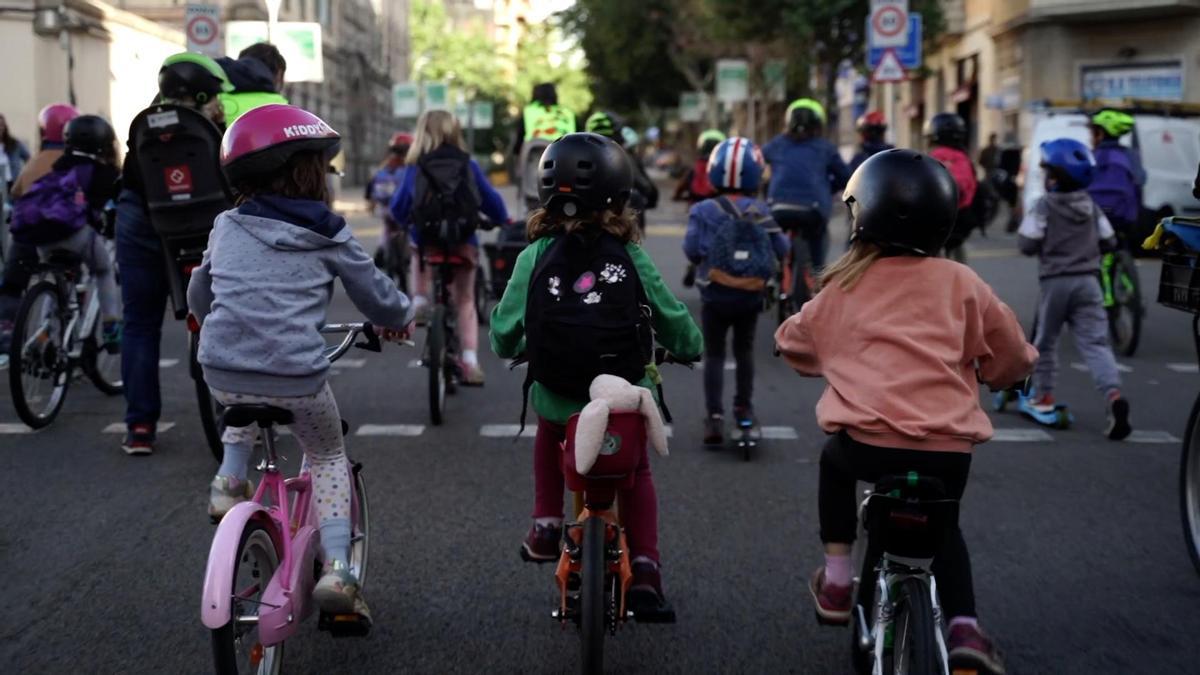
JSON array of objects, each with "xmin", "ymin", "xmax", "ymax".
[
  {"xmin": 22, "ymin": 265, "xmax": 101, "ymax": 364},
  {"xmin": 554, "ymin": 504, "xmax": 634, "ymax": 625}
]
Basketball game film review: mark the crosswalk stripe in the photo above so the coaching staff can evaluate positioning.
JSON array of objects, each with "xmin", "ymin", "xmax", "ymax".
[
  {"xmin": 331, "ymin": 359, "xmax": 366, "ymax": 369},
  {"xmin": 159, "ymin": 359, "xmax": 179, "ymax": 368},
  {"xmin": 1167, "ymin": 363, "xmax": 1199, "ymax": 374},
  {"xmin": 480, "ymin": 424, "xmax": 536, "ymax": 438},
  {"xmin": 0, "ymin": 423, "xmax": 33, "ymax": 434},
  {"xmin": 1126, "ymin": 430, "xmax": 1181, "ymax": 444},
  {"xmin": 990, "ymin": 428, "xmax": 1054, "ymax": 442},
  {"xmin": 760, "ymin": 426, "xmax": 799, "ymax": 440},
  {"xmin": 103, "ymin": 422, "xmax": 176, "ymax": 433},
  {"xmin": 1071, "ymin": 362, "xmax": 1132, "ymax": 374},
  {"xmin": 645, "ymin": 224, "xmax": 686, "ymax": 237},
  {"xmin": 356, "ymin": 424, "xmax": 425, "ymax": 437}
]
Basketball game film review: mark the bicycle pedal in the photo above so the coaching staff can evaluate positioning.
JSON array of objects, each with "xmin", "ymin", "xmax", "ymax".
[
  {"xmin": 318, "ymin": 611, "xmax": 372, "ymax": 638},
  {"xmin": 631, "ymin": 602, "xmax": 676, "ymax": 624}
]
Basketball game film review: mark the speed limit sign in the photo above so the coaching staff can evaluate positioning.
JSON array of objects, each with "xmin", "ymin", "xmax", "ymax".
[
  {"xmin": 870, "ymin": 0, "xmax": 909, "ymax": 48},
  {"xmin": 186, "ymin": 4, "xmax": 222, "ymax": 57}
]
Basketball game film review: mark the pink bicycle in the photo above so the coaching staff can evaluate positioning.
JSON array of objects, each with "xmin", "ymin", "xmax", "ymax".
[{"xmin": 200, "ymin": 323, "xmax": 390, "ymax": 674}]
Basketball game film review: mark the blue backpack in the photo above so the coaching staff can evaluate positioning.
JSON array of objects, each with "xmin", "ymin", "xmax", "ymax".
[
  {"xmin": 10, "ymin": 163, "xmax": 95, "ymax": 246},
  {"xmin": 706, "ymin": 197, "xmax": 775, "ymax": 291}
]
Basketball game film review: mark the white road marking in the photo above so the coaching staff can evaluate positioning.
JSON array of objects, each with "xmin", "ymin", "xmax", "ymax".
[
  {"xmin": 330, "ymin": 359, "xmax": 366, "ymax": 369},
  {"xmin": 408, "ymin": 359, "xmax": 422, "ymax": 369},
  {"xmin": 0, "ymin": 423, "xmax": 34, "ymax": 434},
  {"xmin": 159, "ymin": 359, "xmax": 179, "ymax": 368},
  {"xmin": 103, "ymin": 422, "xmax": 176, "ymax": 434},
  {"xmin": 724, "ymin": 361, "xmax": 736, "ymax": 371},
  {"xmin": 1126, "ymin": 430, "xmax": 1181, "ymax": 444},
  {"xmin": 355, "ymin": 424, "xmax": 425, "ymax": 437},
  {"xmin": 758, "ymin": 426, "xmax": 799, "ymax": 440},
  {"xmin": 480, "ymin": 424, "xmax": 537, "ymax": 438},
  {"xmin": 1071, "ymin": 362, "xmax": 1132, "ymax": 374},
  {"xmin": 1167, "ymin": 363, "xmax": 1199, "ymax": 374},
  {"xmin": 990, "ymin": 428, "xmax": 1054, "ymax": 442}
]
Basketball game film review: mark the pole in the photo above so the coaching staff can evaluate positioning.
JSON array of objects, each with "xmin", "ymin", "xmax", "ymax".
[
  {"xmin": 265, "ymin": 0, "xmax": 281, "ymax": 43},
  {"xmin": 884, "ymin": 81, "xmax": 896, "ymax": 145},
  {"xmin": 468, "ymin": 100, "xmax": 476, "ymax": 155}
]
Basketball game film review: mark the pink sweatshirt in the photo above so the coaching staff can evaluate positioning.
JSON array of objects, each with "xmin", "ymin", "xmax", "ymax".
[{"xmin": 775, "ymin": 257, "xmax": 1037, "ymax": 452}]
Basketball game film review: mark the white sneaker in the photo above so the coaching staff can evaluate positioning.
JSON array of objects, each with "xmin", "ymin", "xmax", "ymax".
[
  {"xmin": 207, "ymin": 476, "xmax": 254, "ymax": 519},
  {"xmin": 313, "ymin": 560, "xmax": 370, "ymax": 618}
]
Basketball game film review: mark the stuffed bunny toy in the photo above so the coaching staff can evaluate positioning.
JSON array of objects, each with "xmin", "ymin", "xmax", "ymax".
[{"xmin": 573, "ymin": 374, "xmax": 669, "ymax": 474}]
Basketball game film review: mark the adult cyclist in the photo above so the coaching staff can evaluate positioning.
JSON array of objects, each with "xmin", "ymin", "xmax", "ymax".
[
  {"xmin": 762, "ymin": 98, "xmax": 849, "ymax": 275},
  {"xmin": 1087, "ymin": 109, "xmax": 1144, "ymax": 245},
  {"xmin": 115, "ymin": 53, "xmax": 233, "ymax": 455},
  {"xmin": 585, "ymin": 111, "xmax": 658, "ymax": 230}
]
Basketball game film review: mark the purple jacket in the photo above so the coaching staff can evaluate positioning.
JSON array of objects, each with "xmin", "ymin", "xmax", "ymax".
[{"xmin": 1087, "ymin": 141, "xmax": 1143, "ymax": 226}]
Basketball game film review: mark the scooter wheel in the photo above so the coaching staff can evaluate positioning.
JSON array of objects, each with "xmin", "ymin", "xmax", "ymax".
[
  {"xmin": 993, "ymin": 390, "xmax": 1013, "ymax": 412},
  {"xmin": 1054, "ymin": 408, "xmax": 1072, "ymax": 430}
]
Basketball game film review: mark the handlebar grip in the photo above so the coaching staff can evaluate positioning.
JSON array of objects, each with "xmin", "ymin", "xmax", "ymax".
[{"xmin": 355, "ymin": 322, "xmax": 383, "ymax": 353}]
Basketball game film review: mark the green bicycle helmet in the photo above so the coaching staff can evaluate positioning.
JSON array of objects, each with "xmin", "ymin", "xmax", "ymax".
[
  {"xmin": 585, "ymin": 111, "xmax": 620, "ymax": 138},
  {"xmin": 786, "ymin": 98, "xmax": 827, "ymax": 133},
  {"xmin": 697, "ymin": 128, "xmax": 726, "ymax": 149},
  {"xmin": 159, "ymin": 52, "xmax": 233, "ymax": 105},
  {"xmin": 1091, "ymin": 109, "xmax": 1134, "ymax": 138}
]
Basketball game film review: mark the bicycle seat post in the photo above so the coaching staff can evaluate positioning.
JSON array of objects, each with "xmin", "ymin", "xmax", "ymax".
[{"xmin": 260, "ymin": 424, "xmax": 280, "ymax": 473}]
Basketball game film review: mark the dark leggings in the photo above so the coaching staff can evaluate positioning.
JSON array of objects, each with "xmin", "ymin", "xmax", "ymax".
[
  {"xmin": 701, "ymin": 302, "xmax": 758, "ymax": 415},
  {"xmin": 818, "ymin": 431, "xmax": 977, "ymax": 618}
]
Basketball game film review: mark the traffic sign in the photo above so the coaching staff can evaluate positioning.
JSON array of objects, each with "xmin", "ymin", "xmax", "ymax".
[
  {"xmin": 185, "ymin": 4, "xmax": 221, "ymax": 58},
  {"xmin": 764, "ymin": 60, "xmax": 787, "ymax": 102},
  {"xmin": 472, "ymin": 102, "xmax": 493, "ymax": 130},
  {"xmin": 870, "ymin": 0, "xmax": 909, "ymax": 49},
  {"xmin": 392, "ymin": 83, "xmax": 419, "ymax": 118},
  {"xmin": 716, "ymin": 59, "xmax": 749, "ymax": 103},
  {"xmin": 226, "ymin": 21, "xmax": 325, "ymax": 82},
  {"xmin": 423, "ymin": 82, "xmax": 448, "ymax": 111},
  {"xmin": 868, "ymin": 13, "xmax": 922, "ymax": 69},
  {"xmin": 679, "ymin": 92, "xmax": 707, "ymax": 122},
  {"xmin": 871, "ymin": 49, "xmax": 907, "ymax": 83}
]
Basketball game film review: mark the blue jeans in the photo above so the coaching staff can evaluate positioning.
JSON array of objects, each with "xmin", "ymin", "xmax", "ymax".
[{"xmin": 115, "ymin": 190, "xmax": 168, "ymax": 428}]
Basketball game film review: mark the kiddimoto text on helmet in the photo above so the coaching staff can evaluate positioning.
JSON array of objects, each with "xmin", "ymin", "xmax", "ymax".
[{"xmin": 282, "ymin": 122, "xmax": 334, "ymax": 138}]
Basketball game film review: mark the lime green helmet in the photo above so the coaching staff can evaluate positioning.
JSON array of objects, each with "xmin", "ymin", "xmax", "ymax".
[
  {"xmin": 786, "ymin": 98, "xmax": 826, "ymax": 133},
  {"xmin": 159, "ymin": 52, "xmax": 233, "ymax": 105},
  {"xmin": 585, "ymin": 111, "xmax": 619, "ymax": 137},
  {"xmin": 1091, "ymin": 109, "xmax": 1134, "ymax": 138},
  {"xmin": 697, "ymin": 129, "xmax": 725, "ymax": 149}
]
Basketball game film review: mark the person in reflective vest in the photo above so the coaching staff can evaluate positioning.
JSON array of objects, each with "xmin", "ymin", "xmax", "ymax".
[
  {"xmin": 218, "ymin": 43, "xmax": 289, "ymax": 124},
  {"xmin": 515, "ymin": 82, "xmax": 576, "ymax": 156}
]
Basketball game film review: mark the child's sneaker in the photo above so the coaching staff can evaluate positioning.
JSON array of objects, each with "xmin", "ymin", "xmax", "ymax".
[
  {"xmin": 313, "ymin": 560, "xmax": 371, "ymax": 620},
  {"xmin": 703, "ymin": 414, "xmax": 724, "ymax": 446},
  {"xmin": 121, "ymin": 424, "xmax": 156, "ymax": 456},
  {"xmin": 101, "ymin": 319, "xmax": 122, "ymax": 354},
  {"xmin": 733, "ymin": 405, "xmax": 757, "ymax": 430},
  {"xmin": 809, "ymin": 567, "xmax": 852, "ymax": 625},
  {"xmin": 208, "ymin": 476, "xmax": 255, "ymax": 520},
  {"xmin": 627, "ymin": 561, "xmax": 675, "ymax": 622},
  {"xmin": 1106, "ymin": 393, "xmax": 1132, "ymax": 441},
  {"xmin": 458, "ymin": 360, "xmax": 485, "ymax": 386},
  {"xmin": 520, "ymin": 522, "xmax": 561, "ymax": 562},
  {"xmin": 1029, "ymin": 393, "xmax": 1057, "ymax": 414},
  {"xmin": 947, "ymin": 621, "xmax": 1006, "ymax": 674}
]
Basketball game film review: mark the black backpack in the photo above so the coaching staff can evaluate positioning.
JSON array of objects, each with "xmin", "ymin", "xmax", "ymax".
[
  {"xmin": 524, "ymin": 231, "xmax": 653, "ymax": 409},
  {"xmin": 411, "ymin": 145, "xmax": 481, "ymax": 249}
]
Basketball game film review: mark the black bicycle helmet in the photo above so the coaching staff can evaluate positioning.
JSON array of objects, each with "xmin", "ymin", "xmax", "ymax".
[
  {"xmin": 923, "ymin": 112, "xmax": 968, "ymax": 149},
  {"xmin": 845, "ymin": 149, "xmax": 959, "ymax": 256},
  {"xmin": 158, "ymin": 53, "xmax": 233, "ymax": 105},
  {"xmin": 537, "ymin": 132, "xmax": 633, "ymax": 217},
  {"xmin": 64, "ymin": 115, "xmax": 116, "ymax": 157}
]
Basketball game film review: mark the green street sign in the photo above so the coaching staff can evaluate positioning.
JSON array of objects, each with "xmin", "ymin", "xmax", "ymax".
[
  {"xmin": 392, "ymin": 83, "xmax": 419, "ymax": 118},
  {"xmin": 764, "ymin": 60, "xmax": 787, "ymax": 102},
  {"xmin": 423, "ymin": 81, "xmax": 448, "ymax": 111},
  {"xmin": 472, "ymin": 101, "xmax": 493, "ymax": 130},
  {"xmin": 716, "ymin": 59, "xmax": 749, "ymax": 103}
]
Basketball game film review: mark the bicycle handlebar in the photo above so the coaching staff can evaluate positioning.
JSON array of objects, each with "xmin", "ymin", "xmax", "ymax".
[
  {"xmin": 507, "ymin": 349, "xmax": 699, "ymax": 371},
  {"xmin": 319, "ymin": 322, "xmax": 412, "ymax": 362}
]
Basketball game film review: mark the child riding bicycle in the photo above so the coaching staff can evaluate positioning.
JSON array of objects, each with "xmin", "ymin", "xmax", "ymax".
[
  {"xmin": 489, "ymin": 132, "xmax": 703, "ymax": 616},
  {"xmin": 1087, "ymin": 109, "xmax": 1143, "ymax": 244},
  {"xmin": 187, "ymin": 104, "xmax": 413, "ymax": 623},
  {"xmin": 1018, "ymin": 138, "xmax": 1133, "ymax": 439},
  {"xmin": 775, "ymin": 149, "xmax": 1037, "ymax": 675},
  {"xmin": 389, "ymin": 109, "xmax": 509, "ymax": 386},
  {"xmin": 682, "ymin": 137, "xmax": 788, "ymax": 445}
]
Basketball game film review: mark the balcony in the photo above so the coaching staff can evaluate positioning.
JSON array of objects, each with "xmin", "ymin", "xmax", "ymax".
[{"xmin": 1000, "ymin": 0, "xmax": 1200, "ymax": 27}]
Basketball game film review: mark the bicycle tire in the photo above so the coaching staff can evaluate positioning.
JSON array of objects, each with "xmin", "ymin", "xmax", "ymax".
[
  {"xmin": 211, "ymin": 521, "xmax": 284, "ymax": 675},
  {"xmin": 9, "ymin": 281, "xmax": 71, "ymax": 428},
  {"xmin": 191, "ymin": 331, "xmax": 225, "ymax": 462},
  {"xmin": 580, "ymin": 516, "xmax": 607, "ymax": 675},
  {"xmin": 474, "ymin": 263, "xmax": 489, "ymax": 326},
  {"xmin": 426, "ymin": 304, "xmax": 447, "ymax": 426},
  {"xmin": 350, "ymin": 463, "xmax": 371, "ymax": 587},
  {"xmin": 1181, "ymin": 393, "xmax": 1200, "ymax": 576},
  {"xmin": 1107, "ymin": 251, "xmax": 1142, "ymax": 356},
  {"xmin": 82, "ymin": 316, "xmax": 122, "ymax": 395},
  {"xmin": 388, "ymin": 234, "xmax": 410, "ymax": 296},
  {"xmin": 890, "ymin": 576, "xmax": 940, "ymax": 675},
  {"xmin": 791, "ymin": 243, "xmax": 812, "ymax": 308}
]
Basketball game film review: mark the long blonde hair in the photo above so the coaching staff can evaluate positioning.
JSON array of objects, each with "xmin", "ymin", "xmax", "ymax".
[
  {"xmin": 406, "ymin": 109, "xmax": 466, "ymax": 164},
  {"xmin": 526, "ymin": 207, "xmax": 642, "ymax": 244},
  {"xmin": 819, "ymin": 241, "xmax": 884, "ymax": 291}
]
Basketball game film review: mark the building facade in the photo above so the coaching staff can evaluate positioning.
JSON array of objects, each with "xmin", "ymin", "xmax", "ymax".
[{"xmin": 882, "ymin": 0, "xmax": 1200, "ymax": 154}]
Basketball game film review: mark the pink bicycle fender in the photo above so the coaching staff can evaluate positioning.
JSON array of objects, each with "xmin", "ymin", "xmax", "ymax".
[
  {"xmin": 201, "ymin": 502, "xmax": 277, "ymax": 629},
  {"xmin": 258, "ymin": 525, "xmax": 319, "ymax": 645}
]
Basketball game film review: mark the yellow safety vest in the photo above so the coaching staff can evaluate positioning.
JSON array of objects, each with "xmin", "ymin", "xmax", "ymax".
[
  {"xmin": 220, "ymin": 91, "xmax": 290, "ymax": 124},
  {"xmin": 523, "ymin": 103, "xmax": 576, "ymax": 141}
]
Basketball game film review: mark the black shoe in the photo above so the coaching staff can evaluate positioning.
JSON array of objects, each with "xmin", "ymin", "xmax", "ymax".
[
  {"xmin": 627, "ymin": 561, "xmax": 676, "ymax": 623},
  {"xmin": 703, "ymin": 414, "xmax": 724, "ymax": 446},
  {"xmin": 1106, "ymin": 396, "xmax": 1132, "ymax": 440},
  {"xmin": 682, "ymin": 264, "xmax": 696, "ymax": 288},
  {"xmin": 519, "ymin": 522, "xmax": 561, "ymax": 563}
]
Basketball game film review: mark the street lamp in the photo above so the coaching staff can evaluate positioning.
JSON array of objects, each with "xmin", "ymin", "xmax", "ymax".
[{"xmin": 31, "ymin": 1, "xmax": 77, "ymax": 106}]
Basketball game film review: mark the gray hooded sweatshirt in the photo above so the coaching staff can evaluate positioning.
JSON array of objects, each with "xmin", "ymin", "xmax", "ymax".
[
  {"xmin": 1017, "ymin": 190, "xmax": 1116, "ymax": 279},
  {"xmin": 187, "ymin": 196, "xmax": 413, "ymax": 397}
]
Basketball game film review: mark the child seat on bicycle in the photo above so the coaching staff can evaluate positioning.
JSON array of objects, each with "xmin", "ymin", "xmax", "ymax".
[
  {"xmin": 490, "ymin": 132, "xmax": 702, "ymax": 617},
  {"xmin": 775, "ymin": 149, "xmax": 1037, "ymax": 675},
  {"xmin": 188, "ymin": 104, "xmax": 413, "ymax": 623}
]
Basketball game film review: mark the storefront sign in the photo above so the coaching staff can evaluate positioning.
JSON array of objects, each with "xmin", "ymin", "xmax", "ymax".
[{"xmin": 1081, "ymin": 62, "xmax": 1184, "ymax": 102}]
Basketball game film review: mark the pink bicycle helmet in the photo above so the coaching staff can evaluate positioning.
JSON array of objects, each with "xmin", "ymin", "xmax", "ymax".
[
  {"xmin": 38, "ymin": 103, "xmax": 80, "ymax": 144},
  {"xmin": 221, "ymin": 104, "xmax": 340, "ymax": 185}
]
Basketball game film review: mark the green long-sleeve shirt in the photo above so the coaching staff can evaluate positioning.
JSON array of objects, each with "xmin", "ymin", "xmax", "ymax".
[{"xmin": 489, "ymin": 236, "xmax": 704, "ymax": 424}]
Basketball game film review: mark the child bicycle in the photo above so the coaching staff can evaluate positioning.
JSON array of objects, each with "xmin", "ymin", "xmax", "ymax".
[
  {"xmin": 200, "ymin": 322, "xmax": 400, "ymax": 674},
  {"xmin": 1100, "ymin": 237, "xmax": 1143, "ymax": 356},
  {"xmin": 8, "ymin": 247, "xmax": 122, "ymax": 428}
]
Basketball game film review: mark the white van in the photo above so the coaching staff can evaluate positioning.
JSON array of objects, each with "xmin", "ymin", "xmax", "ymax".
[{"xmin": 1020, "ymin": 107, "xmax": 1200, "ymax": 239}]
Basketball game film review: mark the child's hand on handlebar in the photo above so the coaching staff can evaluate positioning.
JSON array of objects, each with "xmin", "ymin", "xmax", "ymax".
[{"xmin": 380, "ymin": 322, "xmax": 415, "ymax": 343}]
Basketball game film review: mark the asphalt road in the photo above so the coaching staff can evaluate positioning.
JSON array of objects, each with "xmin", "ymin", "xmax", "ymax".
[{"xmin": 2, "ymin": 188, "xmax": 1199, "ymax": 674}]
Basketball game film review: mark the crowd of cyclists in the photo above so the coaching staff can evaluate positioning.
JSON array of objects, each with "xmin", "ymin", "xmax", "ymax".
[{"xmin": 0, "ymin": 39, "xmax": 1167, "ymax": 674}]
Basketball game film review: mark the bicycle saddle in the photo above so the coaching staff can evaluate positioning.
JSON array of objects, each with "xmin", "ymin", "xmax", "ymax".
[{"xmin": 222, "ymin": 404, "xmax": 294, "ymax": 428}]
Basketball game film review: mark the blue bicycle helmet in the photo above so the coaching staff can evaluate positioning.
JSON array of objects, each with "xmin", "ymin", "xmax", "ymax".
[
  {"xmin": 706, "ymin": 137, "xmax": 763, "ymax": 192},
  {"xmin": 1039, "ymin": 138, "xmax": 1095, "ymax": 191}
]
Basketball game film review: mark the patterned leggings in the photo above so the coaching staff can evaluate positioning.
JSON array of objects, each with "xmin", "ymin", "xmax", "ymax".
[{"xmin": 213, "ymin": 384, "xmax": 351, "ymax": 525}]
